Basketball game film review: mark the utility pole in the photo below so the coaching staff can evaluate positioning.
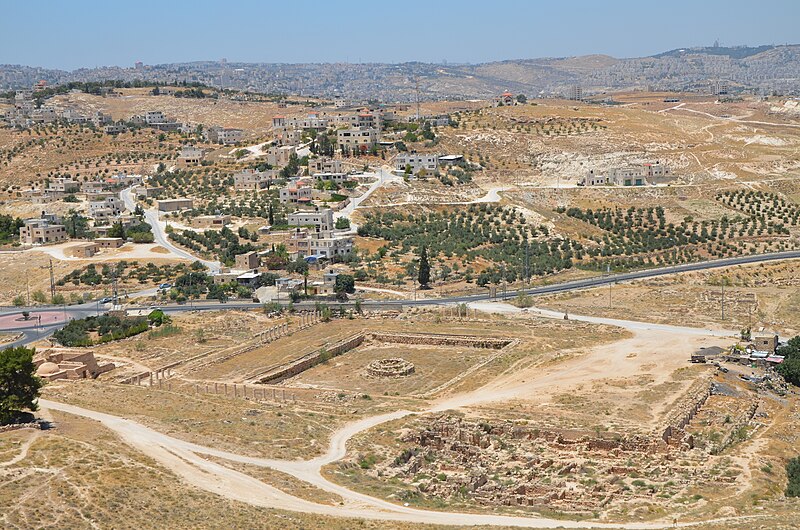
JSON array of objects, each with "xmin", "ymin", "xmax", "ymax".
[
  {"xmin": 721, "ymin": 281, "xmax": 725, "ymax": 320},
  {"xmin": 414, "ymin": 76, "xmax": 421, "ymax": 121},
  {"xmin": 607, "ymin": 264, "xmax": 612, "ymax": 308},
  {"xmin": 48, "ymin": 258, "xmax": 55, "ymax": 301},
  {"xmin": 525, "ymin": 243, "xmax": 530, "ymax": 287}
]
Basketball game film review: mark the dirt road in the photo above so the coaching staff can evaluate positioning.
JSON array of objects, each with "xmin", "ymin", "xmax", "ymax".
[{"xmin": 35, "ymin": 302, "xmax": 745, "ymax": 528}]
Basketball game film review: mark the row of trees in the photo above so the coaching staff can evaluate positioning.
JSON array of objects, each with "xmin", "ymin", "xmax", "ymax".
[
  {"xmin": 168, "ymin": 227, "xmax": 257, "ymax": 266},
  {"xmin": 53, "ymin": 314, "xmax": 150, "ymax": 346}
]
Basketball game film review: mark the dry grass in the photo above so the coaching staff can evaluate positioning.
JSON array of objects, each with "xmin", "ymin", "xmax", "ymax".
[
  {"xmin": 0, "ymin": 411, "xmax": 457, "ymax": 530},
  {"xmin": 537, "ymin": 260, "xmax": 800, "ymax": 334}
]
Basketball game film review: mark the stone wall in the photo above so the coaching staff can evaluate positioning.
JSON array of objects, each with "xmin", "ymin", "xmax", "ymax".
[
  {"xmin": 368, "ymin": 332, "xmax": 511, "ymax": 349},
  {"xmin": 254, "ymin": 331, "xmax": 513, "ymax": 384},
  {"xmin": 660, "ymin": 376, "xmax": 714, "ymax": 447},
  {"xmin": 0, "ymin": 422, "xmax": 42, "ymax": 433},
  {"xmin": 255, "ymin": 333, "xmax": 366, "ymax": 384}
]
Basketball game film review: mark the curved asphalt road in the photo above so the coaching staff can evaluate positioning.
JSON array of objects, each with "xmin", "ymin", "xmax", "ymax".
[
  {"xmin": 119, "ymin": 188, "xmax": 221, "ymax": 273},
  {"xmin": 2, "ymin": 249, "xmax": 799, "ymax": 349}
]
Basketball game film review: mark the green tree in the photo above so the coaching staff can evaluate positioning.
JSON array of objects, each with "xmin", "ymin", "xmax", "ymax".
[
  {"xmin": 0, "ymin": 215, "xmax": 24, "ymax": 245},
  {"xmin": 107, "ymin": 221, "xmax": 126, "ymax": 239},
  {"xmin": 147, "ymin": 309, "xmax": 171, "ymax": 327},
  {"xmin": 335, "ymin": 274, "xmax": 355, "ymax": 295},
  {"xmin": 418, "ymin": 246, "xmax": 431, "ymax": 287},
  {"xmin": 281, "ymin": 153, "xmax": 300, "ymax": 178},
  {"xmin": 335, "ymin": 217, "xmax": 351, "ymax": 230},
  {"xmin": 787, "ymin": 457, "xmax": 800, "ymax": 497},
  {"xmin": 0, "ymin": 346, "xmax": 43, "ymax": 424},
  {"xmin": 31, "ymin": 291, "xmax": 47, "ymax": 304}
]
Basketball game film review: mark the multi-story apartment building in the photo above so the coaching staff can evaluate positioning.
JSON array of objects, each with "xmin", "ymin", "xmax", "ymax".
[
  {"xmin": 19, "ymin": 219, "xmax": 68, "ymax": 245},
  {"xmin": 285, "ymin": 228, "xmax": 352, "ymax": 259},
  {"xmin": 308, "ymin": 157, "xmax": 343, "ymax": 174},
  {"xmin": 273, "ymin": 126, "xmax": 303, "ymax": 146},
  {"xmin": 287, "ymin": 208, "xmax": 334, "ymax": 231},
  {"xmin": 395, "ymin": 152, "xmax": 439, "ymax": 174},
  {"xmin": 336, "ymin": 128, "xmax": 377, "ymax": 154},
  {"xmin": 89, "ymin": 195, "xmax": 124, "ymax": 221},
  {"xmin": 310, "ymin": 231, "xmax": 353, "ymax": 259},
  {"xmin": 145, "ymin": 111, "xmax": 166, "ymax": 125},
  {"xmin": 177, "ymin": 145, "xmax": 204, "ymax": 167},
  {"xmin": 206, "ymin": 126, "xmax": 243, "ymax": 145},
  {"xmin": 279, "ymin": 184, "xmax": 313, "ymax": 204},
  {"xmin": 266, "ymin": 145, "xmax": 296, "ymax": 167},
  {"xmin": 233, "ymin": 169, "xmax": 275, "ymax": 190}
]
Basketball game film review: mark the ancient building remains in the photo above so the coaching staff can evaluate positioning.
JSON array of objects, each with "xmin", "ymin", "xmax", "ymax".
[
  {"xmin": 366, "ymin": 358, "xmax": 415, "ymax": 378},
  {"xmin": 34, "ymin": 349, "xmax": 115, "ymax": 381}
]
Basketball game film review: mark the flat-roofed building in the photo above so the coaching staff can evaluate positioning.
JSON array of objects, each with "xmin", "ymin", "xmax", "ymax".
[
  {"xmin": 312, "ymin": 172, "xmax": 349, "ymax": 184},
  {"xmin": 279, "ymin": 184, "xmax": 313, "ymax": 204},
  {"xmin": 89, "ymin": 195, "xmax": 123, "ymax": 221},
  {"xmin": 235, "ymin": 251, "xmax": 260, "ymax": 271},
  {"xmin": 266, "ymin": 145, "xmax": 297, "ymax": 168},
  {"xmin": 19, "ymin": 219, "xmax": 67, "ymax": 245},
  {"xmin": 206, "ymin": 126, "xmax": 243, "ymax": 145},
  {"xmin": 104, "ymin": 124, "xmax": 126, "ymax": 134},
  {"xmin": 395, "ymin": 152, "xmax": 438, "ymax": 174},
  {"xmin": 233, "ymin": 169, "xmax": 275, "ymax": 190},
  {"xmin": 336, "ymin": 128, "xmax": 377, "ymax": 154},
  {"xmin": 157, "ymin": 198, "xmax": 194, "ymax": 212},
  {"xmin": 193, "ymin": 215, "xmax": 231, "ymax": 229},
  {"xmin": 177, "ymin": 145, "xmax": 204, "ymax": 167},
  {"xmin": 310, "ymin": 231, "xmax": 353, "ymax": 259},
  {"xmin": 47, "ymin": 178, "xmax": 80, "ymax": 193},
  {"xmin": 144, "ymin": 111, "xmax": 166, "ymax": 125},
  {"xmin": 94, "ymin": 237, "xmax": 124, "ymax": 248},
  {"xmin": 134, "ymin": 185, "xmax": 164, "ymax": 198},
  {"xmin": 288, "ymin": 208, "xmax": 334, "ymax": 231},
  {"xmin": 308, "ymin": 157, "xmax": 343, "ymax": 174},
  {"xmin": 72, "ymin": 242, "xmax": 99, "ymax": 258}
]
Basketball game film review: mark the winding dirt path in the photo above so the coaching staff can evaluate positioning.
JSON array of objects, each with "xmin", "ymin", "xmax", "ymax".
[{"xmin": 35, "ymin": 304, "xmax": 749, "ymax": 528}]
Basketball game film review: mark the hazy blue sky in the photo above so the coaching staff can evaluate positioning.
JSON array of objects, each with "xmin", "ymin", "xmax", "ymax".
[{"xmin": 1, "ymin": 0, "xmax": 798, "ymax": 69}]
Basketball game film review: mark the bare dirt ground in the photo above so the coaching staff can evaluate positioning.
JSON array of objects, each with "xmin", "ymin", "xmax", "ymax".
[
  {"xmin": 30, "ymin": 304, "xmax": 800, "ymax": 528},
  {"xmin": 536, "ymin": 260, "xmax": 800, "ymax": 336},
  {"xmin": 0, "ymin": 248, "xmax": 184, "ymax": 306},
  {"xmin": 0, "ymin": 411, "xmax": 448, "ymax": 530}
]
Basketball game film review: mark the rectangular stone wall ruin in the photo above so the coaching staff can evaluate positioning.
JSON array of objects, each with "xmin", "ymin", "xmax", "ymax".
[{"xmin": 253, "ymin": 331, "xmax": 513, "ymax": 385}]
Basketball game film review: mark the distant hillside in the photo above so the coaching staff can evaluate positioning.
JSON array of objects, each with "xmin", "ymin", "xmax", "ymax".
[
  {"xmin": 653, "ymin": 45, "xmax": 776, "ymax": 60},
  {"xmin": 1, "ymin": 44, "xmax": 799, "ymax": 101}
]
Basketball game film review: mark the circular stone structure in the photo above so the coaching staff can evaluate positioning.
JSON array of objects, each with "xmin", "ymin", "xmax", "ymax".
[{"xmin": 366, "ymin": 358, "xmax": 415, "ymax": 378}]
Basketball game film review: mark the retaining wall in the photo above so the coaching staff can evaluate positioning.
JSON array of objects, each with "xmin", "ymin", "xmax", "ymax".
[
  {"xmin": 660, "ymin": 376, "xmax": 714, "ymax": 445},
  {"xmin": 369, "ymin": 332, "xmax": 511, "ymax": 349},
  {"xmin": 255, "ymin": 333, "xmax": 366, "ymax": 384}
]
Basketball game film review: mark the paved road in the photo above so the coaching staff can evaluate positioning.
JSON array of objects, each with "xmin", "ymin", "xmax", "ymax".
[
  {"xmin": 3, "ymin": 250, "xmax": 799, "ymax": 349},
  {"xmin": 120, "ymin": 188, "xmax": 221, "ymax": 272},
  {"xmin": 333, "ymin": 167, "xmax": 400, "ymax": 227}
]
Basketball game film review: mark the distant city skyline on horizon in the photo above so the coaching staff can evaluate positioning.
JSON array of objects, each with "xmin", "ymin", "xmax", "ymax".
[{"xmin": 1, "ymin": 0, "xmax": 798, "ymax": 70}]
